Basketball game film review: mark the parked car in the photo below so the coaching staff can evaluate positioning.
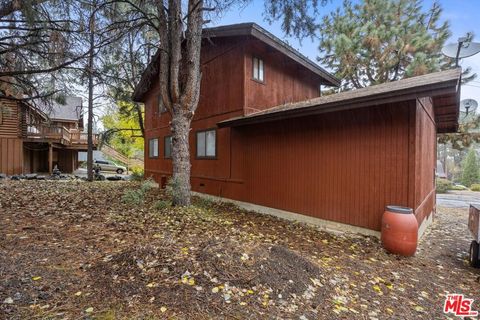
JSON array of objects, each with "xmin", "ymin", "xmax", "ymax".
[{"xmin": 94, "ymin": 160, "xmax": 127, "ymax": 174}]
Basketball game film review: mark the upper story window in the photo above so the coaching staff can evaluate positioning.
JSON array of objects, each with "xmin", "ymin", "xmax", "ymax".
[
  {"xmin": 164, "ymin": 135, "xmax": 172, "ymax": 159},
  {"xmin": 149, "ymin": 138, "xmax": 159, "ymax": 158},
  {"xmin": 158, "ymin": 94, "xmax": 166, "ymax": 114},
  {"xmin": 252, "ymin": 56, "xmax": 264, "ymax": 82},
  {"xmin": 196, "ymin": 129, "xmax": 216, "ymax": 158}
]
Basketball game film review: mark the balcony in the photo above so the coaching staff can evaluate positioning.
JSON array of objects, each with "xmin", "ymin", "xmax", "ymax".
[{"xmin": 25, "ymin": 125, "xmax": 99, "ymax": 148}]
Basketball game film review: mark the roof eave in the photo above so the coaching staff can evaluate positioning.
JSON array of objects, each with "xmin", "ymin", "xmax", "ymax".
[{"xmin": 218, "ymin": 73, "xmax": 460, "ymax": 128}]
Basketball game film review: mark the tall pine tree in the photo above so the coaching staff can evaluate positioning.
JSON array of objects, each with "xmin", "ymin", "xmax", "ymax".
[
  {"xmin": 461, "ymin": 148, "xmax": 480, "ymax": 187},
  {"xmin": 318, "ymin": 0, "xmax": 473, "ymax": 90}
]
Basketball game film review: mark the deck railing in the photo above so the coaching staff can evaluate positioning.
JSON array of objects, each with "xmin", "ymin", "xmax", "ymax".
[{"xmin": 26, "ymin": 125, "xmax": 99, "ymax": 146}]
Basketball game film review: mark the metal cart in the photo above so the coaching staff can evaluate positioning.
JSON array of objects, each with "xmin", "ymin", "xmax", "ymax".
[{"xmin": 468, "ymin": 205, "xmax": 480, "ymax": 268}]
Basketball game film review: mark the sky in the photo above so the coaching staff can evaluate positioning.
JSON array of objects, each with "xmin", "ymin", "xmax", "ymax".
[{"xmin": 207, "ymin": 0, "xmax": 480, "ymax": 108}]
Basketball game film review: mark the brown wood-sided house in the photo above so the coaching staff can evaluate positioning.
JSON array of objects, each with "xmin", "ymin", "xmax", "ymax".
[
  {"xmin": 0, "ymin": 97, "xmax": 98, "ymax": 175},
  {"xmin": 133, "ymin": 23, "xmax": 461, "ymax": 237}
]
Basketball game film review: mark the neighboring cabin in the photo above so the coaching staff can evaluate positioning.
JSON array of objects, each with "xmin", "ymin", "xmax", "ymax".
[
  {"xmin": 133, "ymin": 23, "xmax": 461, "ymax": 236},
  {"xmin": 0, "ymin": 97, "xmax": 98, "ymax": 175}
]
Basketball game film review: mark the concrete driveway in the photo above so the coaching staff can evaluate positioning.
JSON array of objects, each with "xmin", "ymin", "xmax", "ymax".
[{"xmin": 436, "ymin": 190, "xmax": 480, "ymax": 208}]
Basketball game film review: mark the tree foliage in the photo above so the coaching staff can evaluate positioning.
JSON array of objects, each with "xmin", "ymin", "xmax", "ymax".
[
  {"xmin": 0, "ymin": 1, "xmax": 85, "ymax": 102},
  {"xmin": 318, "ymin": 0, "xmax": 472, "ymax": 89},
  {"xmin": 102, "ymin": 101, "xmax": 144, "ymax": 158},
  {"xmin": 438, "ymin": 110, "xmax": 480, "ymax": 150},
  {"xmin": 263, "ymin": 0, "xmax": 329, "ymax": 39},
  {"xmin": 461, "ymin": 148, "xmax": 480, "ymax": 187}
]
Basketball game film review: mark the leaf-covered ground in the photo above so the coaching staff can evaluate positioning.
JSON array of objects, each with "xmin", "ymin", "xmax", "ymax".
[{"xmin": 0, "ymin": 181, "xmax": 479, "ymax": 319}]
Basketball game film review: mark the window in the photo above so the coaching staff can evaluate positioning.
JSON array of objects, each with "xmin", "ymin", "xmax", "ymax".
[
  {"xmin": 252, "ymin": 56, "xmax": 264, "ymax": 82},
  {"xmin": 164, "ymin": 136, "xmax": 172, "ymax": 159},
  {"xmin": 149, "ymin": 138, "xmax": 159, "ymax": 158},
  {"xmin": 196, "ymin": 129, "xmax": 216, "ymax": 158},
  {"xmin": 158, "ymin": 94, "xmax": 166, "ymax": 114}
]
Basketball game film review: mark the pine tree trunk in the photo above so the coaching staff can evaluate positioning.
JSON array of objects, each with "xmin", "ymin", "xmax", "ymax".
[
  {"xmin": 86, "ymin": 1, "xmax": 96, "ymax": 182},
  {"xmin": 171, "ymin": 107, "xmax": 192, "ymax": 206}
]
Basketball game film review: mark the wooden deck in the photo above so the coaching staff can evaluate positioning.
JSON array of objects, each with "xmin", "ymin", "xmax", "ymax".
[{"xmin": 24, "ymin": 125, "xmax": 99, "ymax": 149}]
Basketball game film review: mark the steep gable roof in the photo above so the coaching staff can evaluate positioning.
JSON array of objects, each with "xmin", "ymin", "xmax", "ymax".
[
  {"xmin": 37, "ymin": 96, "xmax": 83, "ymax": 122},
  {"xmin": 132, "ymin": 23, "xmax": 340, "ymax": 102}
]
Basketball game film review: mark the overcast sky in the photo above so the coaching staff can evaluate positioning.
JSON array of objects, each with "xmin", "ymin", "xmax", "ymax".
[{"xmin": 209, "ymin": 0, "xmax": 480, "ymax": 108}]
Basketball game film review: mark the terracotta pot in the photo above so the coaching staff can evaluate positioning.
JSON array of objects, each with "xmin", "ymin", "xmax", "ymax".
[{"xmin": 381, "ymin": 206, "xmax": 418, "ymax": 256}]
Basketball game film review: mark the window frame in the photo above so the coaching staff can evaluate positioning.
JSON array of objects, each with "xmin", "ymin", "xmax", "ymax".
[
  {"xmin": 164, "ymin": 135, "xmax": 172, "ymax": 159},
  {"xmin": 148, "ymin": 138, "xmax": 159, "ymax": 158},
  {"xmin": 195, "ymin": 128, "xmax": 217, "ymax": 159},
  {"xmin": 252, "ymin": 56, "xmax": 265, "ymax": 83}
]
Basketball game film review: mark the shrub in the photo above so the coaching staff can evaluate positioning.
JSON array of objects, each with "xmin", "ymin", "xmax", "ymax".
[
  {"xmin": 121, "ymin": 189, "xmax": 144, "ymax": 205},
  {"xmin": 451, "ymin": 184, "xmax": 468, "ymax": 191},
  {"xmin": 140, "ymin": 179, "xmax": 156, "ymax": 193},
  {"xmin": 165, "ymin": 177, "xmax": 180, "ymax": 199},
  {"xmin": 471, "ymin": 184, "xmax": 480, "ymax": 192},
  {"xmin": 154, "ymin": 200, "xmax": 171, "ymax": 210},
  {"xmin": 436, "ymin": 178, "xmax": 452, "ymax": 193},
  {"xmin": 194, "ymin": 196, "xmax": 218, "ymax": 209},
  {"xmin": 122, "ymin": 179, "xmax": 157, "ymax": 205},
  {"xmin": 130, "ymin": 167, "xmax": 144, "ymax": 181}
]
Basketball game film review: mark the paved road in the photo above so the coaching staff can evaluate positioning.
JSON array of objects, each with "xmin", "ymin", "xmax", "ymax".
[
  {"xmin": 436, "ymin": 190, "xmax": 480, "ymax": 208},
  {"xmin": 73, "ymin": 168, "xmax": 131, "ymax": 180}
]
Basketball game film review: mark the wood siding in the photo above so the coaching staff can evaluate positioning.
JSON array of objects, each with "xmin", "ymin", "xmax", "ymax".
[
  {"xmin": 142, "ymin": 36, "xmax": 438, "ymax": 232},
  {"xmin": 244, "ymin": 39, "xmax": 321, "ymax": 114},
  {"xmin": 409, "ymin": 97, "xmax": 436, "ymax": 226},
  {"xmin": 231, "ymin": 102, "xmax": 412, "ymax": 231},
  {"xmin": 144, "ymin": 37, "xmax": 246, "ymax": 175}
]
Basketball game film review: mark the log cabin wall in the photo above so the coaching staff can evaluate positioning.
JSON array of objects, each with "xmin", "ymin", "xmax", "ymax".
[{"xmin": 0, "ymin": 99, "xmax": 23, "ymax": 174}]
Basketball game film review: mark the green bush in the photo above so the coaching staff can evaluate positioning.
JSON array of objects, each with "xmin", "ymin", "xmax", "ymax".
[
  {"xmin": 436, "ymin": 178, "xmax": 452, "ymax": 193},
  {"xmin": 194, "ymin": 196, "xmax": 218, "ymax": 209},
  {"xmin": 471, "ymin": 184, "xmax": 480, "ymax": 191},
  {"xmin": 451, "ymin": 184, "xmax": 468, "ymax": 191},
  {"xmin": 154, "ymin": 200, "xmax": 171, "ymax": 210},
  {"xmin": 140, "ymin": 179, "xmax": 156, "ymax": 193},
  {"xmin": 165, "ymin": 177, "xmax": 180, "ymax": 199},
  {"xmin": 122, "ymin": 179, "xmax": 157, "ymax": 205},
  {"xmin": 121, "ymin": 189, "xmax": 144, "ymax": 205},
  {"xmin": 130, "ymin": 167, "xmax": 144, "ymax": 181}
]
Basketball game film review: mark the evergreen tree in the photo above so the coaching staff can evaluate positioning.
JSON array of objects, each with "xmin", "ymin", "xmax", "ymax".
[
  {"xmin": 318, "ymin": 0, "xmax": 474, "ymax": 90},
  {"xmin": 461, "ymin": 148, "xmax": 480, "ymax": 187}
]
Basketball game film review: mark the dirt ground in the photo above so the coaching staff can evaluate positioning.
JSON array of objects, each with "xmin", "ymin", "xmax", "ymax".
[{"xmin": 0, "ymin": 181, "xmax": 479, "ymax": 319}]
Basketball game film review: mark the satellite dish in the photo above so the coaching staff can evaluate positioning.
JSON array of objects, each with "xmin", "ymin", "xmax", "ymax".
[
  {"xmin": 442, "ymin": 33, "xmax": 480, "ymax": 67},
  {"xmin": 460, "ymin": 99, "xmax": 478, "ymax": 115},
  {"xmin": 442, "ymin": 42, "xmax": 480, "ymax": 59}
]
